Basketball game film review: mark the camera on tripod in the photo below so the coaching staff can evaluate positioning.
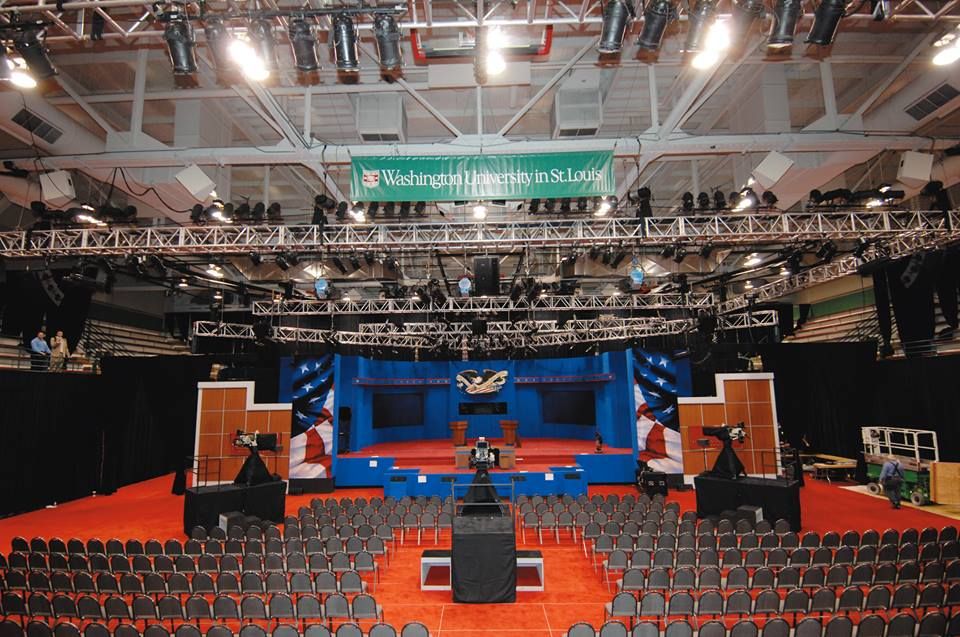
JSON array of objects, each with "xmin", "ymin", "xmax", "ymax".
[{"xmin": 232, "ymin": 430, "xmax": 278, "ymax": 452}]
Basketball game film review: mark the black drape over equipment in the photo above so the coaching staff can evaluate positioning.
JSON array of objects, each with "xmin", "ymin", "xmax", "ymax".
[
  {"xmin": 461, "ymin": 469, "xmax": 506, "ymax": 516},
  {"xmin": 451, "ymin": 515, "xmax": 517, "ymax": 603}
]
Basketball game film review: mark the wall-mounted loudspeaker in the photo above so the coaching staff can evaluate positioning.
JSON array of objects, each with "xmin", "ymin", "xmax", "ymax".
[{"xmin": 473, "ymin": 257, "xmax": 499, "ymax": 296}]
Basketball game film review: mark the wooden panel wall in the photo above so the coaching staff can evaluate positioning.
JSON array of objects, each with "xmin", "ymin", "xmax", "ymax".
[
  {"xmin": 679, "ymin": 374, "xmax": 780, "ymax": 478},
  {"xmin": 195, "ymin": 382, "xmax": 292, "ymax": 483}
]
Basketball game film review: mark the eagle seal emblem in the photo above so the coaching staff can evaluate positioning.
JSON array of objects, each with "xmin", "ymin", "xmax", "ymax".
[{"xmin": 455, "ymin": 369, "xmax": 508, "ymax": 395}]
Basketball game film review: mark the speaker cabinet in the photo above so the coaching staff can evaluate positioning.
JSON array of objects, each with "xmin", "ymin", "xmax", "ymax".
[
  {"xmin": 473, "ymin": 256, "xmax": 499, "ymax": 296},
  {"xmin": 40, "ymin": 170, "xmax": 76, "ymax": 207},
  {"xmin": 897, "ymin": 151, "xmax": 934, "ymax": 188}
]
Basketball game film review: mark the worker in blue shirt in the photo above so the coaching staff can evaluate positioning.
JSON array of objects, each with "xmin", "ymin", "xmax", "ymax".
[
  {"xmin": 878, "ymin": 455, "xmax": 905, "ymax": 509},
  {"xmin": 30, "ymin": 330, "xmax": 51, "ymax": 371}
]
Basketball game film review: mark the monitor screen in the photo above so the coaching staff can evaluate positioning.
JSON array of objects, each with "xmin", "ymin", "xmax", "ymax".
[
  {"xmin": 541, "ymin": 390, "xmax": 596, "ymax": 426},
  {"xmin": 372, "ymin": 393, "xmax": 424, "ymax": 428},
  {"xmin": 459, "ymin": 402, "xmax": 508, "ymax": 415}
]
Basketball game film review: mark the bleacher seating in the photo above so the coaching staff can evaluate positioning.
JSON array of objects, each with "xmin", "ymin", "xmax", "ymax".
[{"xmin": 81, "ymin": 321, "xmax": 190, "ymax": 359}]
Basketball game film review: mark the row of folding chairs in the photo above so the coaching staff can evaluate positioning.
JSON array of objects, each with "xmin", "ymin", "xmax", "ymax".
[
  {"xmin": 0, "ymin": 568, "xmax": 376, "ymax": 598},
  {"xmin": 2, "ymin": 620, "xmax": 431, "ymax": 637},
  {"xmin": 591, "ymin": 541, "xmax": 960, "ymax": 573},
  {"xmin": 0, "ymin": 592, "xmax": 382, "ymax": 625},
  {"xmin": 606, "ymin": 583, "xmax": 952, "ymax": 622},
  {"xmin": 613, "ymin": 563, "xmax": 959, "ymax": 593},
  {"xmin": 569, "ymin": 613, "xmax": 955, "ymax": 637},
  {"xmin": 1, "ymin": 549, "xmax": 384, "ymax": 580}
]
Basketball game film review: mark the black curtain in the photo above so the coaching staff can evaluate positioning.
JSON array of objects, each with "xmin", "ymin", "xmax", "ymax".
[
  {"xmin": 757, "ymin": 343, "xmax": 875, "ymax": 457},
  {"xmin": 99, "ymin": 356, "xmax": 216, "ymax": 494},
  {"xmin": 0, "ymin": 370, "xmax": 106, "ymax": 516},
  {"xmin": 0, "ymin": 270, "xmax": 94, "ymax": 350},
  {"xmin": 866, "ymin": 355, "xmax": 960, "ymax": 462}
]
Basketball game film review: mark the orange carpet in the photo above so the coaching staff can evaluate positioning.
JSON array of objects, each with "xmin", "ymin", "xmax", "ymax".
[{"xmin": 0, "ymin": 475, "xmax": 955, "ymax": 636}]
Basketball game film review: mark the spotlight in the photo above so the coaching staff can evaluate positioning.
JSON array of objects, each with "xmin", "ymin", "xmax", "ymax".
[
  {"xmin": 816, "ymin": 240, "xmax": 837, "ymax": 262},
  {"xmin": 288, "ymin": 17, "xmax": 320, "ymax": 72},
  {"xmin": 560, "ymin": 198, "xmax": 572, "ymax": 213},
  {"xmin": 249, "ymin": 252, "xmax": 263, "ymax": 266},
  {"xmin": 529, "ymin": 199, "xmax": 541, "ymax": 213},
  {"xmin": 611, "ymin": 250, "xmax": 628, "ymax": 268},
  {"xmin": 162, "ymin": 9, "xmax": 197, "ymax": 75},
  {"xmin": 248, "ymin": 19, "xmax": 278, "ymax": 74},
  {"xmin": 398, "ymin": 202, "xmax": 411, "ymax": 218},
  {"xmin": 853, "ymin": 239, "xmax": 869, "ymax": 259},
  {"xmin": 697, "ymin": 192, "xmax": 711, "ymax": 210},
  {"xmin": 228, "ymin": 38, "xmax": 268, "ymax": 81},
  {"xmin": 597, "ymin": 0, "xmax": 635, "ymax": 54},
  {"xmin": 690, "ymin": 20, "xmax": 730, "ymax": 69},
  {"xmin": 382, "ymin": 201, "xmax": 396, "ymax": 217},
  {"xmin": 336, "ymin": 201, "xmax": 348, "ymax": 220},
  {"xmin": 544, "ymin": 199, "xmax": 556, "ymax": 213},
  {"xmin": 13, "ymin": 28, "xmax": 57, "ymax": 79},
  {"xmin": 333, "ymin": 13, "xmax": 360, "ymax": 72},
  {"xmin": 594, "ymin": 197, "xmax": 613, "ymax": 217},
  {"xmin": 673, "ymin": 246, "xmax": 688, "ymax": 263},
  {"xmin": 577, "ymin": 197, "xmax": 588, "ymax": 212},
  {"xmin": 190, "ymin": 204, "xmax": 206, "ymax": 224},
  {"xmin": 735, "ymin": 188, "xmax": 758, "ymax": 211},
  {"xmin": 699, "ymin": 243, "xmax": 715, "ymax": 258},
  {"xmin": 660, "ymin": 245, "xmax": 676, "ymax": 258},
  {"xmin": 806, "ymin": 0, "xmax": 845, "ymax": 45},
  {"xmin": 637, "ymin": 0, "xmax": 675, "ymax": 51},
  {"xmin": 275, "ymin": 255, "xmax": 290, "ymax": 271},
  {"xmin": 414, "ymin": 201, "xmax": 427, "ymax": 216},
  {"xmin": 267, "ymin": 202, "xmax": 282, "ymax": 221},
  {"xmin": 768, "ymin": 0, "xmax": 803, "ymax": 49},
  {"xmin": 761, "ymin": 191, "xmax": 779, "ymax": 208},
  {"xmin": 4, "ymin": 56, "xmax": 36, "ymax": 89},
  {"xmin": 472, "ymin": 203, "xmax": 488, "ymax": 219},
  {"xmin": 373, "ymin": 14, "xmax": 403, "ymax": 71},
  {"xmin": 933, "ymin": 42, "xmax": 960, "ymax": 66},
  {"xmin": 367, "ymin": 202, "xmax": 379, "ymax": 219},
  {"xmin": 204, "ymin": 17, "xmax": 235, "ymax": 73},
  {"xmin": 252, "ymin": 202, "xmax": 266, "ymax": 222},
  {"xmin": 732, "ymin": 0, "xmax": 765, "ymax": 36},
  {"xmin": 713, "ymin": 190, "xmax": 727, "ymax": 210},
  {"xmin": 684, "ymin": 0, "xmax": 718, "ymax": 52},
  {"xmin": 681, "ymin": 192, "xmax": 695, "ymax": 212}
]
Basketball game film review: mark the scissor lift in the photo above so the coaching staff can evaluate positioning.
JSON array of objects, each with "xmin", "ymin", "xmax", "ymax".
[{"xmin": 862, "ymin": 426, "xmax": 940, "ymax": 505}]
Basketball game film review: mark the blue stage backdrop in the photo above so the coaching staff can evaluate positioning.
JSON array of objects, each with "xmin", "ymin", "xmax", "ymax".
[
  {"xmin": 279, "ymin": 355, "xmax": 336, "ymax": 479},
  {"xmin": 280, "ymin": 348, "xmax": 692, "ymax": 490},
  {"xmin": 633, "ymin": 347, "xmax": 692, "ymax": 474}
]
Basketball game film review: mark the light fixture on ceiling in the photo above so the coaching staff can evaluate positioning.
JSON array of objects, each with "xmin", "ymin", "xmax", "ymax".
[
  {"xmin": 594, "ymin": 197, "xmax": 613, "ymax": 217},
  {"xmin": 684, "ymin": 0, "xmax": 718, "ymax": 52},
  {"xmin": 597, "ymin": 0, "xmax": 634, "ymax": 54},
  {"xmin": 206, "ymin": 263, "xmax": 225, "ymax": 278},
  {"xmin": 768, "ymin": 0, "xmax": 803, "ymax": 49},
  {"xmin": 745, "ymin": 252, "xmax": 763, "ymax": 266},
  {"xmin": 4, "ymin": 56, "xmax": 37, "ymax": 89},
  {"xmin": 288, "ymin": 17, "xmax": 320, "ymax": 72},
  {"xmin": 932, "ymin": 28, "xmax": 960, "ymax": 66},
  {"xmin": 690, "ymin": 20, "xmax": 730, "ymax": 69},
  {"xmin": 228, "ymin": 38, "xmax": 269, "ymax": 81},
  {"xmin": 735, "ymin": 187, "xmax": 758, "ymax": 210},
  {"xmin": 485, "ymin": 49, "xmax": 507, "ymax": 75},
  {"xmin": 204, "ymin": 17, "xmax": 235, "ymax": 73},
  {"xmin": 637, "ymin": 0, "xmax": 676, "ymax": 51},
  {"xmin": 333, "ymin": 13, "xmax": 360, "ymax": 72},
  {"xmin": 13, "ymin": 27, "xmax": 57, "ymax": 79},
  {"xmin": 732, "ymin": 0, "xmax": 765, "ymax": 36},
  {"xmin": 374, "ymin": 14, "xmax": 403, "ymax": 71},
  {"xmin": 178, "ymin": 278, "xmax": 189, "ymax": 288},
  {"xmin": 249, "ymin": 19, "xmax": 278, "ymax": 74},
  {"xmin": 806, "ymin": 0, "xmax": 846, "ymax": 45},
  {"xmin": 472, "ymin": 203, "xmax": 488, "ymax": 219},
  {"xmin": 162, "ymin": 7, "xmax": 197, "ymax": 75}
]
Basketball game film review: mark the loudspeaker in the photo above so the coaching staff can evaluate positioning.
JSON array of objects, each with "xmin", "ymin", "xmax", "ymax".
[
  {"xmin": 897, "ymin": 151, "xmax": 934, "ymax": 188},
  {"xmin": 37, "ymin": 269, "xmax": 64, "ymax": 306},
  {"xmin": 40, "ymin": 170, "xmax": 76, "ymax": 207},
  {"xmin": 176, "ymin": 164, "xmax": 217, "ymax": 201},
  {"xmin": 640, "ymin": 470, "xmax": 668, "ymax": 496},
  {"xmin": 751, "ymin": 151, "xmax": 794, "ymax": 189},
  {"xmin": 337, "ymin": 406, "xmax": 352, "ymax": 454},
  {"xmin": 473, "ymin": 256, "xmax": 499, "ymax": 296}
]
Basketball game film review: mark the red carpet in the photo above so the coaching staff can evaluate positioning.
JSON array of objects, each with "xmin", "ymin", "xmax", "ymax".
[{"xmin": 0, "ymin": 475, "xmax": 954, "ymax": 637}]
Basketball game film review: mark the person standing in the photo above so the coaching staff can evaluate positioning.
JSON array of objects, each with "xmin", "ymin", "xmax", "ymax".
[
  {"xmin": 50, "ymin": 330, "xmax": 69, "ymax": 371},
  {"xmin": 879, "ymin": 455, "xmax": 905, "ymax": 509},
  {"xmin": 30, "ymin": 330, "xmax": 51, "ymax": 371}
]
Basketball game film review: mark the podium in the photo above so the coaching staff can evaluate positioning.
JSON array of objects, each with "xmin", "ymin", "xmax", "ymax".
[
  {"xmin": 500, "ymin": 420, "xmax": 520, "ymax": 447},
  {"xmin": 450, "ymin": 421, "xmax": 468, "ymax": 447}
]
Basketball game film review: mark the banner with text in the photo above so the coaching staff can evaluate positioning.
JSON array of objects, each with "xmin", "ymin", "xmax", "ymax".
[{"xmin": 350, "ymin": 152, "xmax": 615, "ymax": 201}]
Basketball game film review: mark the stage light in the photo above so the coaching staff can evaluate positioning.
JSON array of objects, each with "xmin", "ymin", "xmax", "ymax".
[
  {"xmin": 204, "ymin": 17, "xmax": 235, "ymax": 73},
  {"xmin": 366, "ymin": 202, "xmax": 379, "ymax": 219},
  {"xmin": 249, "ymin": 252, "xmax": 263, "ymax": 266},
  {"xmin": 673, "ymin": 245, "xmax": 688, "ymax": 263},
  {"xmin": 485, "ymin": 49, "xmax": 507, "ymax": 75},
  {"xmin": 252, "ymin": 202, "xmax": 266, "ymax": 222},
  {"xmin": 598, "ymin": 0, "xmax": 634, "ymax": 54},
  {"xmin": 529, "ymin": 199, "xmax": 541, "ymax": 213},
  {"xmin": 806, "ymin": 0, "xmax": 846, "ymax": 45},
  {"xmin": 681, "ymin": 192, "xmax": 695, "ymax": 213},
  {"xmin": 275, "ymin": 254, "xmax": 290, "ymax": 270},
  {"xmin": 699, "ymin": 243, "xmax": 715, "ymax": 258},
  {"xmin": 162, "ymin": 10, "xmax": 197, "ymax": 75},
  {"xmin": 816, "ymin": 240, "xmax": 837, "ymax": 262},
  {"xmin": 288, "ymin": 17, "xmax": 320, "ymax": 72},
  {"xmin": 335, "ymin": 201, "xmax": 348, "ymax": 220},
  {"xmin": 637, "ymin": 0, "xmax": 675, "ymax": 51},
  {"xmin": 744, "ymin": 280, "xmax": 754, "ymax": 290},
  {"xmin": 732, "ymin": 0, "xmax": 765, "ymax": 37},
  {"xmin": 684, "ymin": 0, "xmax": 717, "ymax": 52},
  {"xmin": 660, "ymin": 245, "xmax": 676, "ymax": 258},
  {"xmin": 560, "ymin": 198, "xmax": 572, "ymax": 213},
  {"xmin": 744, "ymin": 252, "xmax": 762, "ymax": 266},
  {"xmin": 933, "ymin": 44, "xmax": 960, "ymax": 66},
  {"xmin": 696, "ymin": 192, "xmax": 711, "ymax": 210},
  {"xmin": 761, "ymin": 191, "xmax": 779, "ymax": 208},
  {"xmin": 6, "ymin": 58, "xmax": 37, "ymax": 89},
  {"xmin": 577, "ymin": 197, "xmax": 588, "ymax": 212},
  {"xmin": 611, "ymin": 250, "xmax": 628, "ymax": 268},
  {"xmin": 206, "ymin": 263, "xmax": 225, "ymax": 278},
  {"xmin": 853, "ymin": 239, "xmax": 869, "ymax": 259},
  {"xmin": 13, "ymin": 28, "xmax": 57, "ymax": 79},
  {"xmin": 544, "ymin": 199, "xmax": 556, "ymax": 213},
  {"xmin": 178, "ymin": 278, "xmax": 189, "ymax": 288},
  {"xmin": 228, "ymin": 39, "xmax": 269, "ymax": 81},
  {"xmin": 768, "ymin": 0, "xmax": 803, "ymax": 49},
  {"xmin": 381, "ymin": 201, "xmax": 395, "ymax": 217},
  {"xmin": 713, "ymin": 191, "xmax": 727, "ymax": 210},
  {"xmin": 213, "ymin": 290, "xmax": 223, "ymax": 301},
  {"xmin": 472, "ymin": 203, "xmax": 488, "ymax": 219},
  {"xmin": 248, "ymin": 19, "xmax": 278, "ymax": 74},
  {"xmin": 414, "ymin": 201, "xmax": 427, "ymax": 216},
  {"xmin": 333, "ymin": 14, "xmax": 360, "ymax": 72},
  {"xmin": 373, "ymin": 13, "xmax": 403, "ymax": 71},
  {"xmin": 736, "ymin": 188, "xmax": 758, "ymax": 211},
  {"xmin": 690, "ymin": 20, "xmax": 730, "ymax": 69},
  {"xmin": 594, "ymin": 197, "xmax": 613, "ymax": 217}
]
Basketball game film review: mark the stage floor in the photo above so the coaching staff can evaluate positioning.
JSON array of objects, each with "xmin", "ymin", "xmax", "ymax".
[{"xmin": 350, "ymin": 438, "xmax": 633, "ymax": 474}]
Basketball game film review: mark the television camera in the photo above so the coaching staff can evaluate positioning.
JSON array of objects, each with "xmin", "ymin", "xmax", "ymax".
[
  {"xmin": 232, "ymin": 430, "xmax": 278, "ymax": 452},
  {"xmin": 702, "ymin": 423, "xmax": 747, "ymax": 480},
  {"xmin": 469, "ymin": 437, "xmax": 500, "ymax": 470},
  {"xmin": 232, "ymin": 430, "xmax": 280, "ymax": 487}
]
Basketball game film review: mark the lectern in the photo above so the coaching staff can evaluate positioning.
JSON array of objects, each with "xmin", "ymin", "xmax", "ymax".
[
  {"xmin": 450, "ymin": 421, "xmax": 468, "ymax": 447},
  {"xmin": 499, "ymin": 420, "xmax": 519, "ymax": 447}
]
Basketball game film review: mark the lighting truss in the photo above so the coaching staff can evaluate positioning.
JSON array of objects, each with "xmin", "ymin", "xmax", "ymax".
[
  {"xmin": 193, "ymin": 310, "xmax": 778, "ymax": 349},
  {"xmin": 718, "ymin": 229, "xmax": 960, "ymax": 313},
  {"xmin": 251, "ymin": 292, "xmax": 715, "ymax": 316},
  {"xmin": 0, "ymin": 210, "xmax": 956, "ymax": 258}
]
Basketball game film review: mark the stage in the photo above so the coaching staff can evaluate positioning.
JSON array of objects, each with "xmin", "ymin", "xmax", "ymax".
[{"xmin": 333, "ymin": 438, "xmax": 637, "ymax": 498}]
